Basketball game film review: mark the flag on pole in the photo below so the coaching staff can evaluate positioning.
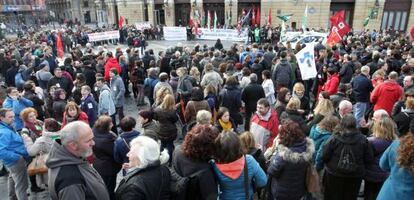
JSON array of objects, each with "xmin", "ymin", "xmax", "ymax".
[
  {"xmin": 327, "ymin": 10, "xmax": 350, "ymax": 46},
  {"xmin": 207, "ymin": 10, "xmax": 211, "ymax": 29},
  {"xmin": 267, "ymin": 8, "xmax": 272, "ymax": 26},
  {"xmin": 252, "ymin": 8, "xmax": 256, "ymax": 25},
  {"xmin": 118, "ymin": 16, "xmax": 124, "ymax": 29},
  {"xmin": 295, "ymin": 43, "xmax": 317, "ymax": 80},
  {"xmin": 214, "ymin": 11, "xmax": 217, "ymax": 30},
  {"xmin": 277, "ymin": 14, "xmax": 293, "ymax": 22},
  {"xmin": 280, "ymin": 20, "xmax": 286, "ymax": 41},
  {"xmin": 256, "ymin": 8, "xmax": 260, "ymax": 26},
  {"xmin": 301, "ymin": 5, "xmax": 308, "ymax": 31},
  {"xmin": 363, "ymin": 8, "xmax": 373, "ymax": 27},
  {"xmin": 229, "ymin": 10, "xmax": 232, "ymax": 28},
  {"xmin": 57, "ymin": 32, "xmax": 64, "ymax": 59}
]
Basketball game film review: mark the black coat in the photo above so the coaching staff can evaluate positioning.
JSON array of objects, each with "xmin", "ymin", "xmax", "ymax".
[
  {"xmin": 219, "ymin": 85, "xmax": 242, "ymax": 124},
  {"xmin": 393, "ymin": 109, "xmax": 414, "ymax": 137},
  {"xmin": 92, "ymin": 128, "xmax": 121, "ymax": 176},
  {"xmin": 351, "ymin": 74, "xmax": 373, "ymax": 102},
  {"xmin": 321, "ymin": 131, "xmax": 374, "ymax": 178},
  {"xmin": 154, "ymin": 107, "xmax": 178, "ymax": 141},
  {"xmin": 241, "ymin": 82, "xmax": 265, "ymax": 114},
  {"xmin": 83, "ymin": 66, "xmax": 97, "ymax": 90},
  {"xmin": 339, "ymin": 62, "xmax": 353, "ymax": 83},
  {"xmin": 172, "ymin": 147, "xmax": 218, "ymax": 200},
  {"xmin": 115, "ymin": 162, "xmax": 170, "ymax": 200},
  {"xmin": 280, "ymin": 109, "xmax": 310, "ymax": 135},
  {"xmin": 23, "ymin": 90, "xmax": 45, "ymax": 120}
]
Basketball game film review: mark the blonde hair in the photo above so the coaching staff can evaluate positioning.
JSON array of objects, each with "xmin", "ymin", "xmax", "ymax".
[
  {"xmin": 372, "ymin": 116, "xmax": 397, "ymax": 141},
  {"xmin": 160, "ymin": 94, "xmax": 175, "ymax": 110},
  {"xmin": 313, "ymin": 99, "xmax": 335, "ymax": 116},
  {"xmin": 286, "ymin": 97, "xmax": 301, "ymax": 110},
  {"xmin": 239, "ymin": 131, "xmax": 256, "ymax": 153},
  {"xmin": 293, "ymin": 82, "xmax": 305, "ymax": 92},
  {"xmin": 190, "ymin": 67, "xmax": 201, "ymax": 83},
  {"xmin": 405, "ymin": 98, "xmax": 414, "ymax": 110},
  {"xmin": 155, "ymin": 87, "xmax": 172, "ymax": 106}
]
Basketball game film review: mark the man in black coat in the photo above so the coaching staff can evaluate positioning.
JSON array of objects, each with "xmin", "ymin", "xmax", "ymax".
[
  {"xmin": 47, "ymin": 67, "xmax": 73, "ymax": 96},
  {"xmin": 339, "ymin": 55, "xmax": 354, "ymax": 84},
  {"xmin": 263, "ymin": 45, "xmax": 276, "ymax": 71},
  {"xmin": 242, "ymin": 73, "xmax": 266, "ymax": 131}
]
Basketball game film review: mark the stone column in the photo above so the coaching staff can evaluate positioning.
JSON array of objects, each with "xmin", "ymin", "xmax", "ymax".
[
  {"xmin": 148, "ymin": 0, "xmax": 155, "ymax": 24},
  {"xmin": 164, "ymin": 0, "xmax": 175, "ymax": 26},
  {"xmin": 105, "ymin": 0, "xmax": 116, "ymax": 25},
  {"xmin": 225, "ymin": 0, "xmax": 237, "ymax": 26},
  {"xmin": 407, "ymin": 0, "xmax": 414, "ymax": 32},
  {"xmin": 71, "ymin": 0, "xmax": 83, "ymax": 24}
]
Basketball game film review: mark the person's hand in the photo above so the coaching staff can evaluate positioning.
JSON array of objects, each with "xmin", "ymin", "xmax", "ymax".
[{"xmin": 122, "ymin": 163, "xmax": 130, "ymax": 170}]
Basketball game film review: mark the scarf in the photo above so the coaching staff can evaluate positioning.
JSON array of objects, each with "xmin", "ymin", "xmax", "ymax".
[{"xmin": 219, "ymin": 119, "xmax": 232, "ymax": 131}]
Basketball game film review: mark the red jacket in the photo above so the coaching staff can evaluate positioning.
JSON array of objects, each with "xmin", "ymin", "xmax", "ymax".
[
  {"xmin": 250, "ymin": 108, "xmax": 279, "ymax": 150},
  {"xmin": 104, "ymin": 57, "xmax": 122, "ymax": 81},
  {"xmin": 61, "ymin": 111, "xmax": 89, "ymax": 128},
  {"xmin": 370, "ymin": 80, "xmax": 403, "ymax": 115},
  {"xmin": 322, "ymin": 73, "xmax": 340, "ymax": 96}
]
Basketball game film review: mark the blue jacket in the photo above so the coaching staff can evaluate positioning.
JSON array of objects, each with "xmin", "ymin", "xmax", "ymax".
[
  {"xmin": 267, "ymin": 138, "xmax": 314, "ymax": 200},
  {"xmin": 377, "ymin": 140, "xmax": 414, "ymax": 200},
  {"xmin": 2, "ymin": 96, "xmax": 33, "ymax": 130},
  {"xmin": 351, "ymin": 73, "xmax": 374, "ymax": 102},
  {"xmin": 113, "ymin": 130, "xmax": 140, "ymax": 164},
  {"xmin": 80, "ymin": 94, "xmax": 98, "ymax": 127},
  {"xmin": 212, "ymin": 155, "xmax": 267, "ymax": 200},
  {"xmin": 309, "ymin": 125, "xmax": 332, "ymax": 171},
  {"xmin": 0, "ymin": 121, "xmax": 29, "ymax": 167}
]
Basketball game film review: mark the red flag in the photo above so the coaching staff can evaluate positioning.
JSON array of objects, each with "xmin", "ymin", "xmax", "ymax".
[
  {"xmin": 256, "ymin": 8, "xmax": 260, "ymax": 26},
  {"xmin": 252, "ymin": 8, "xmax": 256, "ymax": 25},
  {"xmin": 118, "ymin": 16, "xmax": 124, "ymax": 29},
  {"xmin": 57, "ymin": 32, "xmax": 64, "ymax": 59},
  {"xmin": 327, "ymin": 10, "xmax": 350, "ymax": 46},
  {"xmin": 267, "ymin": 8, "xmax": 272, "ymax": 25},
  {"xmin": 410, "ymin": 27, "xmax": 414, "ymax": 40}
]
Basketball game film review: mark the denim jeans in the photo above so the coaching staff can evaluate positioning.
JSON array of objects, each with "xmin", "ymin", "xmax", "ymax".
[
  {"xmin": 7, "ymin": 157, "xmax": 29, "ymax": 200},
  {"xmin": 354, "ymin": 102, "xmax": 369, "ymax": 127}
]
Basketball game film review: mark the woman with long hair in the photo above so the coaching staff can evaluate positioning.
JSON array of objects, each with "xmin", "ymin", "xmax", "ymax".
[
  {"xmin": 172, "ymin": 124, "xmax": 219, "ymax": 200},
  {"xmin": 154, "ymin": 94, "xmax": 178, "ymax": 163},
  {"xmin": 307, "ymin": 98, "xmax": 335, "ymax": 128},
  {"xmin": 61, "ymin": 101, "xmax": 89, "ymax": 128},
  {"xmin": 274, "ymin": 87, "xmax": 291, "ymax": 120},
  {"xmin": 52, "ymin": 88, "xmax": 67, "ymax": 122},
  {"xmin": 376, "ymin": 120, "xmax": 414, "ymax": 199},
  {"xmin": 365, "ymin": 117, "xmax": 396, "ymax": 200}
]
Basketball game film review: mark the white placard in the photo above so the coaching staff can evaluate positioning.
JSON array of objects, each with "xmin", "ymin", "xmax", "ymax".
[
  {"xmin": 196, "ymin": 28, "xmax": 248, "ymax": 42},
  {"xmin": 295, "ymin": 43, "xmax": 317, "ymax": 80},
  {"xmin": 87, "ymin": 31, "xmax": 120, "ymax": 42},
  {"xmin": 163, "ymin": 26, "xmax": 187, "ymax": 41},
  {"xmin": 135, "ymin": 22, "xmax": 152, "ymax": 30}
]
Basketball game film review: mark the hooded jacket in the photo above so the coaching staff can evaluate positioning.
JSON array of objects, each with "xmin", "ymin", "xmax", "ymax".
[
  {"xmin": 104, "ymin": 57, "xmax": 121, "ymax": 82},
  {"xmin": 46, "ymin": 140, "xmax": 110, "ymax": 200},
  {"xmin": 371, "ymin": 80, "xmax": 403, "ymax": 115},
  {"xmin": 98, "ymin": 84, "xmax": 116, "ymax": 116},
  {"xmin": 250, "ymin": 108, "xmax": 279, "ymax": 151},
  {"xmin": 267, "ymin": 138, "xmax": 314, "ymax": 200},
  {"xmin": 212, "ymin": 155, "xmax": 267, "ymax": 200},
  {"xmin": 309, "ymin": 125, "xmax": 332, "ymax": 171}
]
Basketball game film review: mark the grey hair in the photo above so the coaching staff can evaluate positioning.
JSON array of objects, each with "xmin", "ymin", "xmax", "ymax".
[
  {"xmin": 196, "ymin": 110, "xmax": 212, "ymax": 125},
  {"xmin": 361, "ymin": 65, "xmax": 370, "ymax": 74},
  {"xmin": 60, "ymin": 121, "xmax": 89, "ymax": 146},
  {"xmin": 249, "ymin": 73, "xmax": 258, "ymax": 82},
  {"xmin": 130, "ymin": 136, "xmax": 169, "ymax": 168},
  {"xmin": 338, "ymin": 100, "xmax": 352, "ymax": 111}
]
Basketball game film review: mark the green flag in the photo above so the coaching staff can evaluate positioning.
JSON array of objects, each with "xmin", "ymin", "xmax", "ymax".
[
  {"xmin": 364, "ymin": 9, "xmax": 373, "ymax": 27},
  {"xmin": 277, "ymin": 14, "xmax": 293, "ymax": 22},
  {"xmin": 301, "ymin": 5, "xmax": 308, "ymax": 31}
]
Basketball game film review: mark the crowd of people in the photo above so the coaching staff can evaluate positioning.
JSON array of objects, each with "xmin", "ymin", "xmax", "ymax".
[{"xmin": 0, "ymin": 24, "xmax": 414, "ymax": 200}]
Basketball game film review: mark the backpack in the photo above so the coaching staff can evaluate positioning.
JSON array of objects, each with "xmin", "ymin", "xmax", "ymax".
[
  {"xmin": 144, "ymin": 78, "xmax": 156, "ymax": 98},
  {"xmin": 337, "ymin": 140, "xmax": 358, "ymax": 174},
  {"xmin": 169, "ymin": 167, "xmax": 208, "ymax": 200},
  {"xmin": 15, "ymin": 72, "xmax": 25, "ymax": 88}
]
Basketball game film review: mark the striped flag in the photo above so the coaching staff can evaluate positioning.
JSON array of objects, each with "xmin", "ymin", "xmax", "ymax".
[
  {"xmin": 207, "ymin": 10, "xmax": 211, "ymax": 29},
  {"xmin": 214, "ymin": 11, "xmax": 217, "ymax": 30}
]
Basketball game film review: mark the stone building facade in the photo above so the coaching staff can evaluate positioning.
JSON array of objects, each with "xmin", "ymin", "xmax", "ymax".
[
  {"xmin": 101, "ymin": 0, "xmax": 414, "ymax": 33},
  {"xmin": 47, "ymin": 0, "xmax": 97, "ymax": 24}
]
